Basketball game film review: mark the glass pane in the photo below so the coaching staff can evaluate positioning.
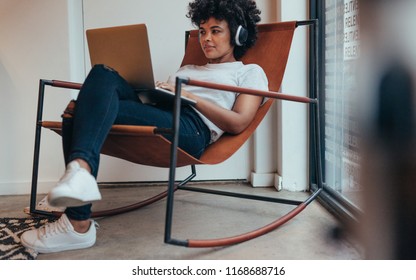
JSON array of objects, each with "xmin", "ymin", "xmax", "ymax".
[{"xmin": 323, "ymin": 0, "xmax": 361, "ymax": 207}]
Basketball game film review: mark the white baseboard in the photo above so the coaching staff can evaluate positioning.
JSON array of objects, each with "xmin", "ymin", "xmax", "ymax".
[
  {"xmin": 250, "ymin": 172, "xmax": 277, "ymax": 188},
  {"xmin": 0, "ymin": 181, "xmax": 55, "ymax": 196},
  {"xmin": 274, "ymin": 174, "xmax": 283, "ymax": 191}
]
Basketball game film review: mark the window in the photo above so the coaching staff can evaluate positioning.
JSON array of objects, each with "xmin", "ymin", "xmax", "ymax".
[{"xmin": 310, "ymin": 0, "xmax": 362, "ymax": 221}]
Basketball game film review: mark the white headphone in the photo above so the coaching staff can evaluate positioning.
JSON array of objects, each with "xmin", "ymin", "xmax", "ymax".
[{"xmin": 235, "ymin": 25, "xmax": 248, "ymax": 46}]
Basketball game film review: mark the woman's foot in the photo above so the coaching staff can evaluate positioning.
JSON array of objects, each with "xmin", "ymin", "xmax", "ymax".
[
  {"xmin": 48, "ymin": 161, "xmax": 102, "ymax": 207},
  {"xmin": 20, "ymin": 214, "xmax": 97, "ymax": 253}
]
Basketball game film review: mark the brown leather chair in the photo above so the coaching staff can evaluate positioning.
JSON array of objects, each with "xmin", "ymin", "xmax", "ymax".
[{"xmin": 30, "ymin": 20, "xmax": 323, "ymax": 247}]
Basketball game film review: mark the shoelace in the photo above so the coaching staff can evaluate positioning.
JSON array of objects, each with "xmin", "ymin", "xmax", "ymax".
[{"xmin": 39, "ymin": 218, "xmax": 69, "ymax": 238}]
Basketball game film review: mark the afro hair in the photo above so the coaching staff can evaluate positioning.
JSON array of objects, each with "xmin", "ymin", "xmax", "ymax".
[{"xmin": 187, "ymin": 0, "xmax": 262, "ymax": 60}]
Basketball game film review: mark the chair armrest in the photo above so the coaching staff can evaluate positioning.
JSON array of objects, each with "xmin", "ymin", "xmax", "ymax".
[
  {"xmin": 184, "ymin": 78, "xmax": 316, "ymax": 104},
  {"xmin": 36, "ymin": 79, "xmax": 82, "ymax": 127},
  {"xmin": 50, "ymin": 80, "xmax": 83, "ymax": 90}
]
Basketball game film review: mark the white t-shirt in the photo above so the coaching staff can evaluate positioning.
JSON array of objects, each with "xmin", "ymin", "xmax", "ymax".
[{"xmin": 168, "ymin": 61, "xmax": 269, "ymax": 143}]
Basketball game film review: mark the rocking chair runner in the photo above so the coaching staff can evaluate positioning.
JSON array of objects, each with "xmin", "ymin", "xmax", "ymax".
[{"xmin": 30, "ymin": 20, "xmax": 323, "ymax": 247}]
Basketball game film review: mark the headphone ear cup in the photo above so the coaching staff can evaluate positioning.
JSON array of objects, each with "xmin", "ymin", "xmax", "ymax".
[{"xmin": 235, "ymin": 25, "xmax": 248, "ymax": 46}]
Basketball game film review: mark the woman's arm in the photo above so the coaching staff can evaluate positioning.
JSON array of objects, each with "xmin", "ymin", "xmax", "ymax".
[
  {"xmin": 156, "ymin": 80, "xmax": 263, "ymax": 135},
  {"xmin": 182, "ymin": 89, "xmax": 263, "ymax": 134}
]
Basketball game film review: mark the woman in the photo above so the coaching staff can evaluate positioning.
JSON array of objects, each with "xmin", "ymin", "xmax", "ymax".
[{"xmin": 21, "ymin": 0, "xmax": 268, "ymax": 253}]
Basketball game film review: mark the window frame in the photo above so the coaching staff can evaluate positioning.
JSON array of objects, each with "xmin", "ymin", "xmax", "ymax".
[{"xmin": 309, "ymin": 0, "xmax": 362, "ymax": 224}]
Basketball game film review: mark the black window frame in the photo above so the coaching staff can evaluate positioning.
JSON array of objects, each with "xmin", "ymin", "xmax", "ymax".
[{"xmin": 309, "ymin": 0, "xmax": 362, "ymax": 225}]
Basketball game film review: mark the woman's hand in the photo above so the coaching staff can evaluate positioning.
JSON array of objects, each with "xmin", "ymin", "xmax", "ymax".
[
  {"xmin": 155, "ymin": 81, "xmax": 194, "ymax": 99},
  {"xmin": 155, "ymin": 81, "xmax": 175, "ymax": 92}
]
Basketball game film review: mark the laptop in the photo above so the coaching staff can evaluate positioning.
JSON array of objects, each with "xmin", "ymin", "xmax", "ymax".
[{"xmin": 86, "ymin": 23, "xmax": 196, "ymax": 106}]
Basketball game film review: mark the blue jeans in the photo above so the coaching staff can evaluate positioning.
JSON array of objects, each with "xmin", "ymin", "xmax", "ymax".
[{"xmin": 63, "ymin": 64, "xmax": 210, "ymax": 220}]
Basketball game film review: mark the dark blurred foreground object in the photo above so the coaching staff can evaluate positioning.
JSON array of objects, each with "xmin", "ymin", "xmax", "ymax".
[{"xmin": 360, "ymin": 62, "xmax": 416, "ymax": 259}]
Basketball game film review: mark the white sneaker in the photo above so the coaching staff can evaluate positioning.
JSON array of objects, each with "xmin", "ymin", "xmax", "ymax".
[
  {"xmin": 20, "ymin": 214, "xmax": 97, "ymax": 253},
  {"xmin": 24, "ymin": 195, "xmax": 66, "ymax": 214},
  {"xmin": 48, "ymin": 161, "xmax": 102, "ymax": 207}
]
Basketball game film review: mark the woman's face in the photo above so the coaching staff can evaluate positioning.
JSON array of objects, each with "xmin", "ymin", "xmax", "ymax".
[{"xmin": 199, "ymin": 17, "xmax": 236, "ymax": 63}]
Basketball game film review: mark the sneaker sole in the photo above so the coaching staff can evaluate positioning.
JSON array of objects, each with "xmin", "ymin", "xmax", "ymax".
[
  {"xmin": 48, "ymin": 195, "xmax": 101, "ymax": 207},
  {"xmin": 21, "ymin": 236, "xmax": 96, "ymax": 254}
]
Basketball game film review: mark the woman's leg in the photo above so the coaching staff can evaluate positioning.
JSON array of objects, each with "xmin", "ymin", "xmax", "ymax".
[
  {"xmin": 58, "ymin": 64, "xmax": 140, "ymax": 222},
  {"xmin": 114, "ymin": 102, "xmax": 211, "ymax": 158},
  {"xmin": 61, "ymin": 115, "xmax": 94, "ymax": 229},
  {"xmin": 61, "ymin": 64, "xmax": 211, "ymax": 220},
  {"xmin": 67, "ymin": 64, "xmax": 139, "ymax": 177}
]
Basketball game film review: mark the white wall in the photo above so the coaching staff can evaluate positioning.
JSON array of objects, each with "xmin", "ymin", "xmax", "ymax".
[
  {"xmin": 0, "ymin": 0, "xmax": 75, "ymax": 195},
  {"xmin": 277, "ymin": 0, "xmax": 309, "ymax": 191},
  {"xmin": 0, "ymin": 0, "xmax": 309, "ymax": 195}
]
